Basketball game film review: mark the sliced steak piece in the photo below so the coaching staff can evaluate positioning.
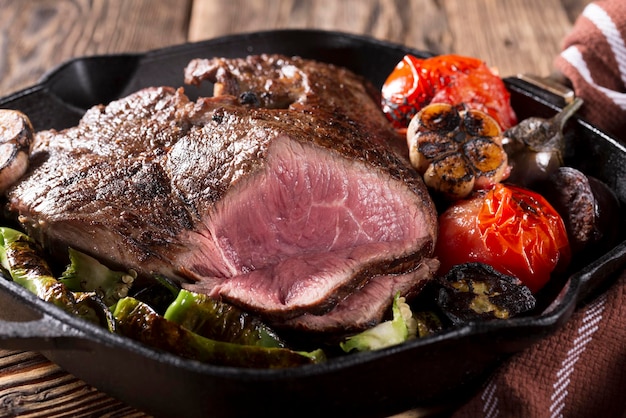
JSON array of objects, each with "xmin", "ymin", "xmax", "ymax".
[
  {"xmin": 280, "ymin": 257, "xmax": 440, "ymax": 336},
  {"xmin": 7, "ymin": 55, "xmax": 438, "ymax": 331}
]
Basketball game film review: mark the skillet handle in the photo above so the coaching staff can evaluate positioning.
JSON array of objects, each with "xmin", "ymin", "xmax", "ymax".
[
  {"xmin": 515, "ymin": 72, "xmax": 576, "ymax": 104},
  {"xmin": 0, "ymin": 313, "xmax": 88, "ymax": 351},
  {"xmin": 0, "ymin": 280, "xmax": 90, "ymax": 352},
  {"xmin": 574, "ymin": 241, "xmax": 626, "ymax": 306}
]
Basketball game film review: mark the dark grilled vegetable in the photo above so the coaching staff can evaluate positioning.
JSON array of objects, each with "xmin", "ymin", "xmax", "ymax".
[
  {"xmin": 73, "ymin": 292, "xmax": 117, "ymax": 332},
  {"xmin": 502, "ymin": 98, "xmax": 583, "ymax": 187},
  {"xmin": 130, "ymin": 274, "xmax": 180, "ymax": 314},
  {"xmin": 436, "ymin": 262, "xmax": 536, "ymax": 325},
  {"xmin": 412, "ymin": 311, "xmax": 444, "ymax": 338},
  {"xmin": 538, "ymin": 166, "xmax": 621, "ymax": 257},
  {"xmin": 114, "ymin": 297, "xmax": 325, "ymax": 368}
]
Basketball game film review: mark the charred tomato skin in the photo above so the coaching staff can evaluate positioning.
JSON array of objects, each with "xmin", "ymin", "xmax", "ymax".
[
  {"xmin": 381, "ymin": 54, "xmax": 517, "ymax": 132},
  {"xmin": 435, "ymin": 183, "xmax": 571, "ymax": 293}
]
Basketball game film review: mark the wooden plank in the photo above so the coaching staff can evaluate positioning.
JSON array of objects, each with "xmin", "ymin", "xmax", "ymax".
[
  {"xmin": 0, "ymin": 349, "xmax": 150, "ymax": 417},
  {"xmin": 187, "ymin": 0, "xmax": 455, "ymax": 55},
  {"xmin": 441, "ymin": 0, "xmax": 587, "ymax": 77},
  {"xmin": 188, "ymin": 0, "xmax": 590, "ymax": 77},
  {"xmin": 0, "ymin": 0, "xmax": 192, "ymax": 96}
]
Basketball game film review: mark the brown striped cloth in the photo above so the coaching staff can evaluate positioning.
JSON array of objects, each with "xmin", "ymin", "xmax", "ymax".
[
  {"xmin": 453, "ymin": 1, "xmax": 626, "ymax": 417},
  {"xmin": 554, "ymin": 0, "xmax": 626, "ymax": 141}
]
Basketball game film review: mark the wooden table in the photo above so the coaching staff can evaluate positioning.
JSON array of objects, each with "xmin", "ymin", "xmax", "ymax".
[{"xmin": 0, "ymin": 0, "xmax": 591, "ymax": 416}]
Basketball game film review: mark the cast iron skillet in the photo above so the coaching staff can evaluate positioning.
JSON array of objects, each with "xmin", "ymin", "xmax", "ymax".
[{"xmin": 1, "ymin": 30, "xmax": 626, "ymax": 418}]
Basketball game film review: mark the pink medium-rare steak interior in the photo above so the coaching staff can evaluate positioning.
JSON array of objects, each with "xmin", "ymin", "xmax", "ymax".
[{"xmin": 180, "ymin": 135, "xmax": 432, "ymax": 317}]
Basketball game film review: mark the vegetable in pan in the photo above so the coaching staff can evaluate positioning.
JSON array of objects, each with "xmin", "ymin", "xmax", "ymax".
[
  {"xmin": 537, "ymin": 166, "xmax": 622, "ymax": 258},
  {"xmin": 0, "ymin": 227, "xmax": 70, "ymax": 307},
  {"xmin": 0, "ymin": 110, "xmax": 33, "ymax": 193},
  {"xmin": 436, "ymin": 262, "xmax": 536, "ymax": 324},
  {"xmin": 340, "ymin": 293, "xmax": 417, "ymax": 353},
  {"xmin": 406, "ymin": 102, "xmax": 510, "ymax": 200},
  {"xmin": 114, "ymin": 297, "xmax": 325, "ymax": 368},
  {"xmin": 503, "ymin": 97, "xmax": 584, "ymax": 187},
  {"xmin": 381, "ymin": 54, "xmax": 517, "ymax": 132},
  {"xmin": 435, "ymin": 183, "xmax": 571, "ymax": 293},
  {"xmin": 164, "ymin": 289, "xmax": 285, "ymax": 348},
  {"xmin": 60, "ymin": 248, "xmax": 136, "ymax": 307},
  {"xmin": 0, "ymin": 227, "xmax": 116, "ymax": 330}
]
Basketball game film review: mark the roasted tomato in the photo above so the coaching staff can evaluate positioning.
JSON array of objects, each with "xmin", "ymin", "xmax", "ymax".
[
  {"xmin": 381, "ymin": 54, "xmax": 517, "ymax": 132},
  {"xmin": 435, "ymin": 183, "xmax": 570, "ymax": 293}
]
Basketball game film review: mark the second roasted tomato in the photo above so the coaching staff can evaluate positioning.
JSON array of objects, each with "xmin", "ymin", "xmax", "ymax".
[{"xmin": 435, "ymin": 183, "xmax": 570, "ymax": 293}]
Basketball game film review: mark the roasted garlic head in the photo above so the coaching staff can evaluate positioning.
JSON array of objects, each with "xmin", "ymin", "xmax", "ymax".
[{"xmin": 406, "ymin": 103, "xmax": 510, "ymax": 200}]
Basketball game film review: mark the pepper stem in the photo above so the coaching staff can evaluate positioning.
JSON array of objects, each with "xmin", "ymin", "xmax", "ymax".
[{"xmin": 554, "ymin": 97, "xmax": 584, "ymax": 132}]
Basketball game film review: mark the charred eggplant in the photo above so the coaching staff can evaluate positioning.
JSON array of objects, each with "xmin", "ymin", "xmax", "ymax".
[{"xmin": 436, "ymin": 263, "xmax": 536, "ymax": 325}]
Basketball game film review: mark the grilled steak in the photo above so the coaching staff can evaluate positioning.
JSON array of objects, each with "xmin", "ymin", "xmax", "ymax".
[{"xmin": 7, "ymin": 54, "xmax": 438, "ymax": 333}]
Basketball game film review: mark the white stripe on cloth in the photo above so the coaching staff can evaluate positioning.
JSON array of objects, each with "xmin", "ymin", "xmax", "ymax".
[
  {"xmin": 560, "ymin": 45, "xmax": 626, "ymax": 109},
  {"xmin": 582, "ymin": 2, "xmax": 626, "ymax": 87},
  {"xmin": 480, "ymin": 378, "xmax": 499, "ymax": 418},
  {"xmin": 548, "ymin": 293, "xmax": 607, "ymax": 418}
]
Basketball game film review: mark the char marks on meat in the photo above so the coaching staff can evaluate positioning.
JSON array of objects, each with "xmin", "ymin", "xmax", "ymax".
[{"xmin": 7, "ymin": 54, "xmax": 438, "ymax": 335}]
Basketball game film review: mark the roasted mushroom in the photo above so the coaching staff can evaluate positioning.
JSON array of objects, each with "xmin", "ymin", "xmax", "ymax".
[
  {"xmin": 406, "ymin": 103, "xmax": 510, "ymax": 200},
  {"xmin": 0, "ymin": 109, "xmax": 33, "ymax": 193},
  {"xmin": 537, "ymin": 166, "xmax": 621, "ymax": 257}
]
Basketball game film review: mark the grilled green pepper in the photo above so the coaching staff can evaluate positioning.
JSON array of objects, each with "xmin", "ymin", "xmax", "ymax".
[
  {"xmin": 0, "ymin": 227, "xmax": 116, "ymax": 330},
  {"xmin": 60, "ymin": 247, "xmax": 136, "ymax": 307},
  {"xmin": 0, "ymin": 227, "xmax": 74, "ymax": 308},
  {"xmin": 114, "ymin": 297, "xmax": 325, "ymax": 368},
  {"xmin": 164, "ymin": 289, "xmax": 285, "ymax": 348}
]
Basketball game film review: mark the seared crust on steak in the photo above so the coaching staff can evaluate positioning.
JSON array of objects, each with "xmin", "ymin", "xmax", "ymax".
[
  {"xmin": 184, "ymin": 54, "xmax": 411, "ymax": 158},
  {"xmin": 7, "ymin": 55, "xmax": 438, "ymax": 333}
]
